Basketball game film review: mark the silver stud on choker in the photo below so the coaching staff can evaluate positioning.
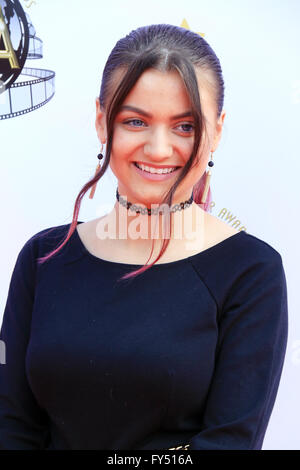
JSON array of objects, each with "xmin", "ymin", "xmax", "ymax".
[{"xmin": 116, "ymin": 187, "xmax": 194, "ymax": 216}]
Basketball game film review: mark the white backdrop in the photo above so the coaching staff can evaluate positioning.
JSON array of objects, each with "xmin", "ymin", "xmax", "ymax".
[{"xmin": 0, "ymin": 0, "xmax": 299, "ymax": 450}]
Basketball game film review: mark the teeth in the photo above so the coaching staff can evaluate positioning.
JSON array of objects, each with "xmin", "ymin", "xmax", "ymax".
[{"xmin": 136, "ymin": 163, "xmax": 177, "ymax": 174}]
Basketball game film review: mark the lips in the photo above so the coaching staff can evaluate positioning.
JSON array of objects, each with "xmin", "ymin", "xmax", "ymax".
[
  {"xmin": 132, "ymin": 162, "xmax": 181, "ymax": 181},
  {"xmin": 134, "ymin": 162, "xmax": 180, "ymax": 173}
]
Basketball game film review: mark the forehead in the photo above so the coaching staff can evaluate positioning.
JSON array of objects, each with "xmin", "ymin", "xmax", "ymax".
[{"xmin": 113, "ymin": 67, "xmax": 215, "ymax": 117}]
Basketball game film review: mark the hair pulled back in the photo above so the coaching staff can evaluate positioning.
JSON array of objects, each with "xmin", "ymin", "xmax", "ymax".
[{"xmin": 37, "ymin": 24, "xmax": 225, "ymax": 283}]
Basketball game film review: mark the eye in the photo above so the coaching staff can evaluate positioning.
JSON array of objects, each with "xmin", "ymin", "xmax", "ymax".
[
  {"xmin": 123, "ymin": 119, "xmax": 146, "ymax": 127},
  {"xmin": 177, "ymin": 123, "xmax": 194, "ymax": 133},
  {"xmin": 122, "ymin": 119, "xmax": 194, "ymax": 133}
]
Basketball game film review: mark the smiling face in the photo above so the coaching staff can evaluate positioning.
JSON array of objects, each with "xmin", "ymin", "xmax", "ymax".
[{"xmin": 95, "ymin": 67, "xmax": 225, "ymax": 209}]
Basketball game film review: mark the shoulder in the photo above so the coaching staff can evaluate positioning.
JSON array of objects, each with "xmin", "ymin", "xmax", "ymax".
[
  {"xmin": 16, "ymin": 222, "xmax": 75, "ymax": 270},
  {"xmin": 190, "ymin": 214, "xmax": 285, "ymax": 308},
  {"xmin": 25, "ymin": 222, "xmax": 71, "ymax": 250},
  {"xmin": 6, "ymin": 223, "xmax": 72, "ymax": 294},
  {"xmin": 205, "ymin": 210, "xmax": 283, "ymax": 262}
]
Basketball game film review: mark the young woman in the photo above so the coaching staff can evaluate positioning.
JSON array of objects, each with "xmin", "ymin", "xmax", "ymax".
[{"xmin": 0, "ymin": 24, "xmax": 288, "ymax": 450}]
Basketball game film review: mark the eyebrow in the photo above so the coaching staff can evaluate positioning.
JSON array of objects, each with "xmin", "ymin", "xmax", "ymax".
[{"xmin": 119, "ymin": 105, "xmax": 193, "ymax": 120}]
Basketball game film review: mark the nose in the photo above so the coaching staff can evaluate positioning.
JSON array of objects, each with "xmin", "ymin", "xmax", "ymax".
[{"xmin": 144, "ymin": 127, "xmax": 173, "ymax": 161}]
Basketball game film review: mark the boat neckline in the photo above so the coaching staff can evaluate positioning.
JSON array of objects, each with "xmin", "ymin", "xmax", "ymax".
[{"xmin": 74, "ymin": 221, "xmax": 247, "ymax": 268}]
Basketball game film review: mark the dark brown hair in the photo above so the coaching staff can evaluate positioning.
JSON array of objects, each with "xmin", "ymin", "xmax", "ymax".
[{"xmin": 37, "ymin": 24, "xmax": 225, "ymax": 283}]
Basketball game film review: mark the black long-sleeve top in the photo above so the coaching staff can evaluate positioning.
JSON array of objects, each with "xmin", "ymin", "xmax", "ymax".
[{"xmin": 0, "ymin": 221, "xmax": 288, "ymax": 450}]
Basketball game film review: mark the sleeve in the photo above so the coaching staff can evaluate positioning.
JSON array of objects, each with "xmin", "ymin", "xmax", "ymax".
[
  {"xmin": 187, "ymin": 253, "xmax": 288, "ymax": 450},
  {"xmin": 0, "ymin": 238, "xmax": 50, "ymax": 449}
]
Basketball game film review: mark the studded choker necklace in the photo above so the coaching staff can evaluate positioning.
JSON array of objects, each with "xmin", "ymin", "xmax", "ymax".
[{"xmin": 116, "ymin": 188, "xmax": 194, "ymax": 216}]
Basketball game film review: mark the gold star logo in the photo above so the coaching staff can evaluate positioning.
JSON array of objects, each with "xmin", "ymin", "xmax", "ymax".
[{"xmin": 180, "ymin": 18, "xmax": 205, "ymax": 37}]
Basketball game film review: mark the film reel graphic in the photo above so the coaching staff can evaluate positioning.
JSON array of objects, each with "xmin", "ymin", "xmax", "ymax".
[{"xmin": 0, "ymin": 0, "xmax": 55, "ymax": 120}]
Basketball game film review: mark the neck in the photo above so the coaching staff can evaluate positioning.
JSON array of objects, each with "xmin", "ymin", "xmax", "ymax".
[
  {"xmin": 99, "ymin": 199, "xmax": 206, "ymax": 255},
  {"xmin": 116, "ymin": 187, "xmax": 194, "ymax": 214}
]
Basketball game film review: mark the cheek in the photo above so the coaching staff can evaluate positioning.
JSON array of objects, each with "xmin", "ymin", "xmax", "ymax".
[
  {"xmin": 111, "ymin": 130, "xmax": 129, "ymax": 161},
  {"xmin": 111, "ymin": 133, "xmax": 139, "ymax": 169},
  {"xmin": 109, "ymin": 136, "xmax": 133, "ymax": 177},
  {"xmin": 111, "ymin": 134, "xmax": 125, "ymax": 156},
  {"xmin": 112, "ymin": 124, "xmax": 139, "ymax": 150}
]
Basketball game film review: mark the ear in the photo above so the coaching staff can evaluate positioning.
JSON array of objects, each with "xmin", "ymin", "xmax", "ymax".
[
  {"xmin": 212, "ymin": 109, "xmax": 226, "ymax": 152},
  {"xmin": 95, "ymin": 97, "xmax": 107, "ymax": 145}
]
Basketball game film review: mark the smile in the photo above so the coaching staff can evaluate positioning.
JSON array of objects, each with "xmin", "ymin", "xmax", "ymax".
[
  {"xmin": 132, "ymin": 162, "xmax": 181, "ymax": 182},
  {"xmin": 134, "ymin": 162, "xmax": 179, "ymax": 174}
]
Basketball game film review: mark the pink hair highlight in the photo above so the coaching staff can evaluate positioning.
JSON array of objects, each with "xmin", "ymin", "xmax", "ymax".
[
  {"xmin": 36, "ymin": 172, "xmax": 101, "ymax": 265},
  {"xmin": 116, "ymin": 171, "xmax": 212, "ymax": 282},
  {"xmin": 36, "ymin": 170, "xmax": 212, "ymax": 283}
]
